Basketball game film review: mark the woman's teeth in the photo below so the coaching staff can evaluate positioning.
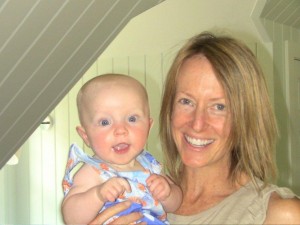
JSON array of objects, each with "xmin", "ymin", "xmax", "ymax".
[{"xmin": 185, "ymin": 135, "xmax": 214, "ymax": 147}]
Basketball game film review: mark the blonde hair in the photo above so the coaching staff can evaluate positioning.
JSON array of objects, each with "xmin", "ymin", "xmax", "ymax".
[{"xmin": 159, "ymin": 32, "xmax": 278, "ymax": 189}]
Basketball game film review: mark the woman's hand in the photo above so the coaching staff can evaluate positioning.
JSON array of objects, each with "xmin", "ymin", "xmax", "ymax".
[{"xmin": 88, "ymin": 201, "xmax": 146, "ymax": 225}]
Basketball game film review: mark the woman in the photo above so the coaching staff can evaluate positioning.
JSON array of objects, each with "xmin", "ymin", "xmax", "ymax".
[{"xmin": 89, "ymin": 32, "xmax": 300, "ymax": 224}]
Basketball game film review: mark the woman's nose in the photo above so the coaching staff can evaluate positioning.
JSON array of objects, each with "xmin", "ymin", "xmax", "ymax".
[{"xmin": 191, "ymin": 107, "xmax": 208, "ymax": 132}]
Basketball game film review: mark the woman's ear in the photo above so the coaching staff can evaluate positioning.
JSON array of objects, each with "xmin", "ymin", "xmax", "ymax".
[
  {"xmin": 149, "ymin": 118, "xmax": 154, "ymax": 129},
  {"xmin": 76, "ymin": 126, "xmax": 90, "ymax": 147}
]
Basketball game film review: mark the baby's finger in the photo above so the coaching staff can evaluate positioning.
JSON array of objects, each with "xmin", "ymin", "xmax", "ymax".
[{"xmin": 118, "ymin": 177, "xmax": 132, "ymax": 193}]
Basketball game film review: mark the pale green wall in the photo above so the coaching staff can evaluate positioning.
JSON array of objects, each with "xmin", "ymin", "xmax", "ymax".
[{"xmin": 102, "ymin": 0, "xmax": 265, "ymax": 56}]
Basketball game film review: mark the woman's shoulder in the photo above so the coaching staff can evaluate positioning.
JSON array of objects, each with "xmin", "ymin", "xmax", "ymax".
[{"xmin": 264, "ymin": 190, "xmax": 300, "ymax": 224}]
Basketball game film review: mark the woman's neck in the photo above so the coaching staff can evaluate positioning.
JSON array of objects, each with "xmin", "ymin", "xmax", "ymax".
[{"xmin": 175, "ymin": 166, "xmax": 249, "ymax": 215}]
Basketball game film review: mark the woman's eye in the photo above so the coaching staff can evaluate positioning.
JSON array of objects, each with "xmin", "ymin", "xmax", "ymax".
[
  {"xmin": 99, "ymin": 119, "xmax": 110, "ymax": 126},
  {"xmin": 128, "ymin": 116, "xmax": 137, "ymax": 122},
  {"xmin": 215, "ymin": 104, "xmax": 226, "ymax": 111},
  {"xmin": 212, "ymin": 104, "xmax": 227, "ymax": 113},
  {"xmin": 179, "ymin": 98, "xmax": 192, "ymax": 105}
]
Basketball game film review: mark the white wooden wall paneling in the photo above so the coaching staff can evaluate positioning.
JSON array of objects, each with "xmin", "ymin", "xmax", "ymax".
[
  {"xmin": 54, "ymin": 97, "xmax": 70, "ymax": 224},
  {"xmin": 42, "ymin": 127, "xmax": 56, "ymax": 223},
  {"xmin": 15, "ymin": 141, "xmax": 30, "ymax": 223},
  {"xmin": 29, "ymin": 129, "xmax": 43, "ymax": 223},
  {"xmin": 144, "ymin": 54, "xmax": 163, "ymax": 162},
  {"xmin": 82, "ymin": 62, "xmax": 99, "ymax": 154}
]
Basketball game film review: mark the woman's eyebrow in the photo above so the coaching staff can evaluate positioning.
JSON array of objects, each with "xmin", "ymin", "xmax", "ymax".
[{"xmin": 209, "ymin": 97, "xmax": 226, "ymax": 101}]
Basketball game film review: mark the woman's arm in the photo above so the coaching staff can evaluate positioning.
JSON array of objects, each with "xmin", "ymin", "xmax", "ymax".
[{"xmin": 264, "ymin": 192, "xmax": 300, "ymax": 224}]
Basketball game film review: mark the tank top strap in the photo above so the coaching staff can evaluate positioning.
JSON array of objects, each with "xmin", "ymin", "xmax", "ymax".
[
  {"xmin": 62, "ymin": 143, "xmax": 116, "ymax": 195},
  {"xmin": 137, "ymin": 150, "xmax": 162, "ymax": 174}
]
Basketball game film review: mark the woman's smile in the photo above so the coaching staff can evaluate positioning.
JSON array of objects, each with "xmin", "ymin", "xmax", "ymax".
[{"xmin": 184, "ymin": 134, "xmax": 214, "ymax": 148}]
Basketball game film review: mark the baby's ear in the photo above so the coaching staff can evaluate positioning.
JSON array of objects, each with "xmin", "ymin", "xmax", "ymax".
[{"xmin": 76, "ymin": 126, "xmax": 90, "ymax": 147}]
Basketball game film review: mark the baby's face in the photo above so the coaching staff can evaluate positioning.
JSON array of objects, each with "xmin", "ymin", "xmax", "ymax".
[{"xmin": 79, "ymin": 82, "xmax": 152, "ymax": 168}]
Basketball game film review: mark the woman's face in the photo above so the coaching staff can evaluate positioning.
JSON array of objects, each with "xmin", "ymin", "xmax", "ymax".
[{"xmin": 171, "ymin": 55, "xmax": 232, "ymax": 169}]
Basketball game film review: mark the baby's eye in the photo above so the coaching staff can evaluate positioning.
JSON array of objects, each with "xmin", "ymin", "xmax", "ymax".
[
  {"xmin": 128, "ymin": 115, "xmax": 137, "ymax": 123},
  {"xmin": 99, "ymin": 119, "xmax": 110, "ymax": 126}
]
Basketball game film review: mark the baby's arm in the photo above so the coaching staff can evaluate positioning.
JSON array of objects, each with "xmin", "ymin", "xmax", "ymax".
[
  {"xmin": 146, "ymin": 174, "xmax": 182, "ymax": 213},
  {"xmin": 62, "ymin": 165, "xmax": 131, "ymax": 224}
]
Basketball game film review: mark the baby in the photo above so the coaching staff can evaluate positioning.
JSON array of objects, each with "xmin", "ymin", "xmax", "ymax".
[{"xmin": 61, "ymin": 74, "xmax": 182, "ymax": 224}]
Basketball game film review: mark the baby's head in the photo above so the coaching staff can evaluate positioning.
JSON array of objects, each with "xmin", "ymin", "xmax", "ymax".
[
  {"xmin": 76, "ymin": 74, "xmax": 153, "ymax": 166},
  {"xmin": 77, "ymin": 74, "xmax": 150, "ymax": 124}
]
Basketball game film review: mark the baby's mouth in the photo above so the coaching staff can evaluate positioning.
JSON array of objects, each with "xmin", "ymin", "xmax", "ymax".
[
  {"xmin": 112, "ymin": 143, "xmax": 129, "ymax": 151},
  {"xmin": 185, "ymin": 135, "xmax": 214, "ymax": 147}
]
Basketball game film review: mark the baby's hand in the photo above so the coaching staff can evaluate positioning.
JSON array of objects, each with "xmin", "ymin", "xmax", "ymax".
[
  {"xmin": 97, "ymin": 177, "xmax": 131, "ymax": 202},
  {"xmin": 146, "ymin": 174, "xmax": 171, "ymax": 201}
]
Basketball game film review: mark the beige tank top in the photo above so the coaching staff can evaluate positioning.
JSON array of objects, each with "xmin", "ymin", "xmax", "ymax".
[{"xmin": 168, "ymin": 180, "xmax": 299, "ymax": 224}]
